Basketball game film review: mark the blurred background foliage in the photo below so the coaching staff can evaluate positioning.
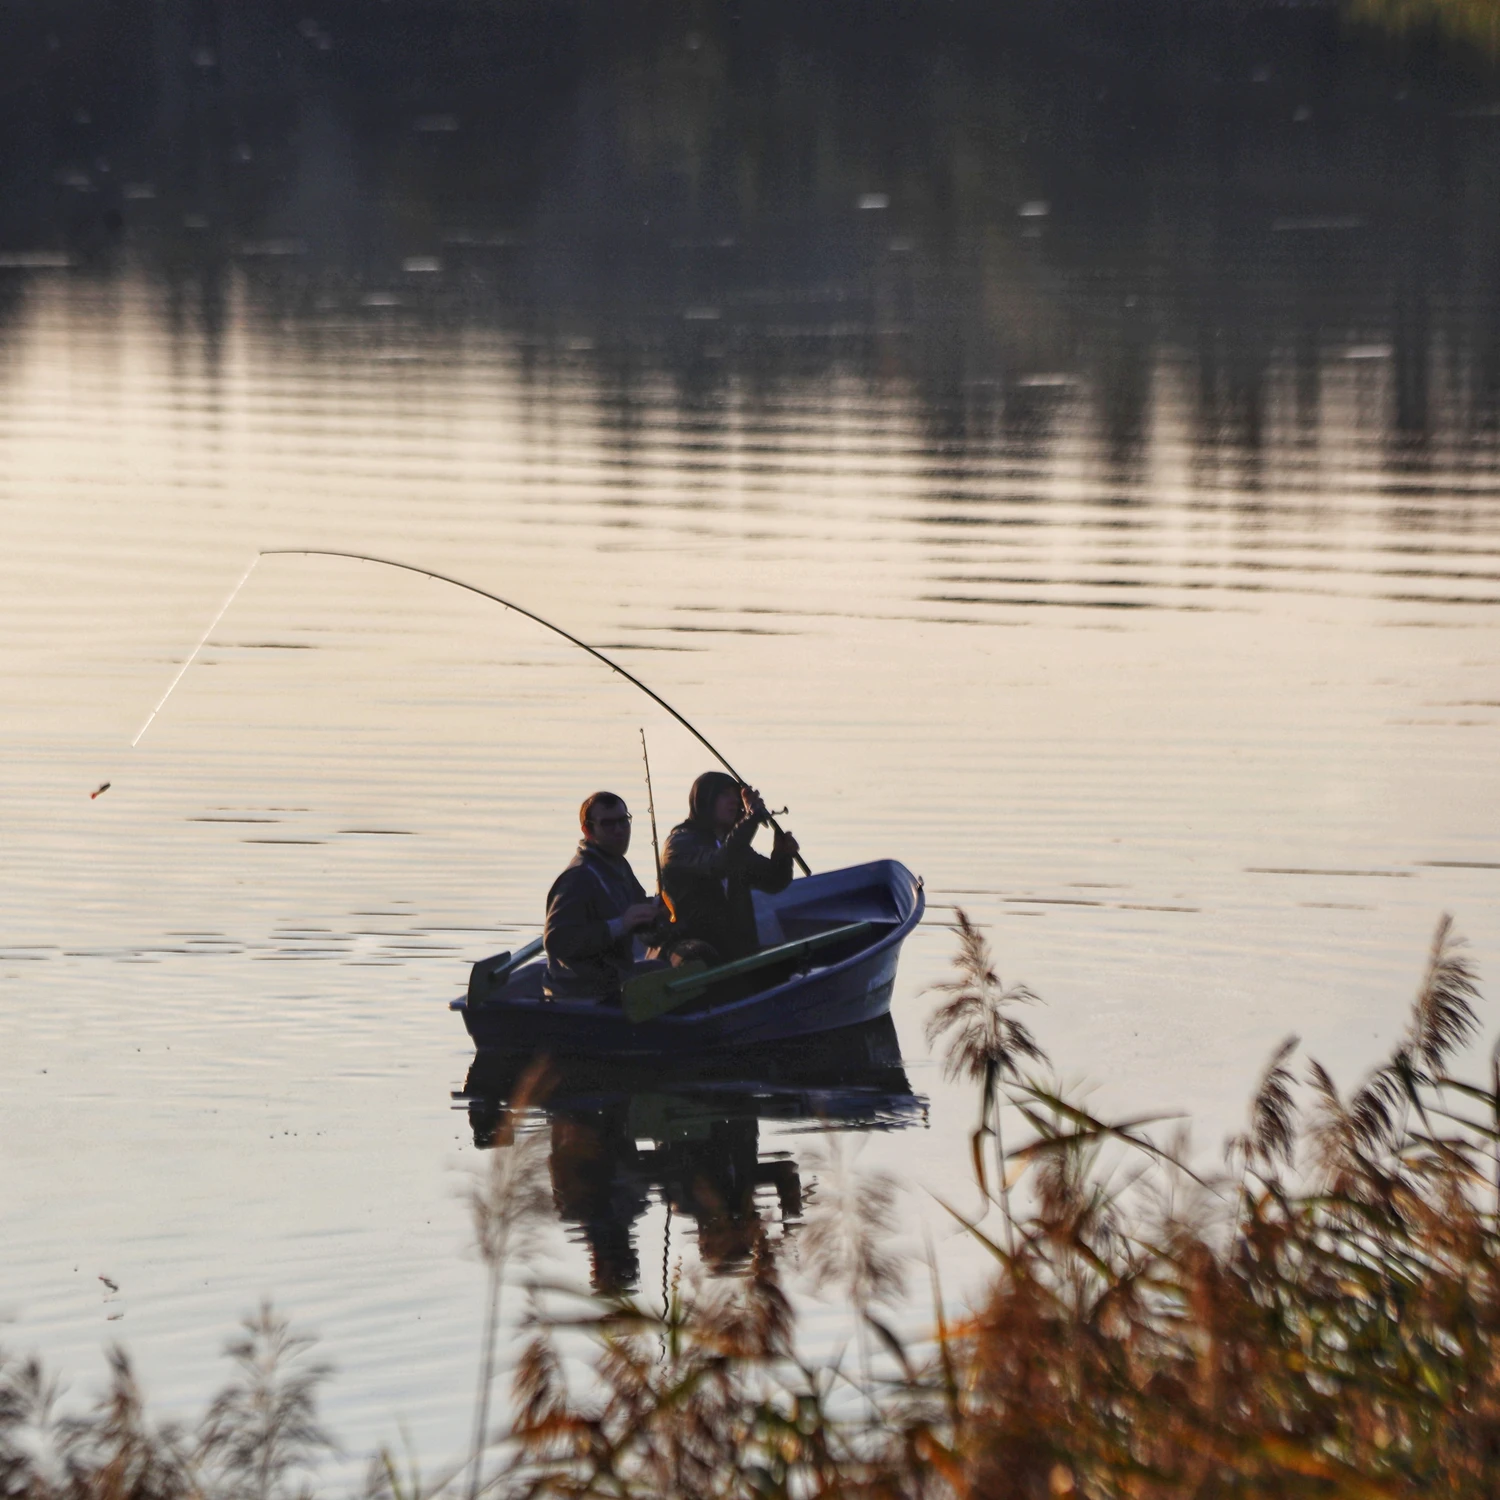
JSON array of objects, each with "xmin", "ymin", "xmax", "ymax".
[
  {"xmin": 4, "ymin": 0, "xmax": 1500, "ymax": 454},
  {"xmin": 1352, "ymin": 0, "xmax": 1500, "ymax": 55}
]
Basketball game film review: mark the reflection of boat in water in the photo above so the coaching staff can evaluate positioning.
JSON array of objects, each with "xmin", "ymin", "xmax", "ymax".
[
  {"xmin": 458, "ymin": 1015, "xmax": 925, "ymax": 1293},
  {"xmin": 453, "ymin": 859, "xmax": 924, "ymax": 1056}
]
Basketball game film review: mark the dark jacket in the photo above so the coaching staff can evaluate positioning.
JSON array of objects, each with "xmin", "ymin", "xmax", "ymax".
[
  {"xmin": 661, "ymin": 774, "xmax": 795, "ymax": 962},
  {"xmin": 543, "ymin": 842, "xmax": 649, "ymax": 999}
]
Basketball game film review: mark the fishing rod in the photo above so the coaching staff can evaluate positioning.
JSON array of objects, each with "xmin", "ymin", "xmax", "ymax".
[
  {"xmin": 639, "ymin": 725, "xmax": 682, "ymax": 937},
  {"xmin": 134, "ymin": 547, "xmax": 812, "ymax": 876},
  {"xmin": 639, "ymin": 727, "xmax": 664, "ymax": 895}
]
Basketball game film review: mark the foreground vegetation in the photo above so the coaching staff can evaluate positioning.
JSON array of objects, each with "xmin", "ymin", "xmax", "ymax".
[
  {"xmin": 5, "ymin": 913, "xmax": 1499, "ymax": 1498},
  {"xmin": 1353, "ymin": 0, "xmax": 1500, "ymax": 53}
]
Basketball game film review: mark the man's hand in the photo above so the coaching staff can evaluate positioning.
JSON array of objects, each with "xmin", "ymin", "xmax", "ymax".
[
  {"xmin": 621, "ymin": 900, "xmax": 661, "ymax": 932},
  {"xmin": 772, "ymin": 827, "xmax": 799, "ymax": 861},
  {"xmin": 741, "ymin": 785, "xmax": 769, "ymax": 823}
]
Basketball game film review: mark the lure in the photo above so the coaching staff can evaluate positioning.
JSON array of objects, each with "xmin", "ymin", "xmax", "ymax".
[{"xmin": 90, "ymin": 782, "xmax": 110, "ymax": 799}]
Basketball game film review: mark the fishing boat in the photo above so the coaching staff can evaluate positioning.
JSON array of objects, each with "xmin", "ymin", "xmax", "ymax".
[
  {"xmin": 451, "ymin": 858, "xmax": 924, "ymax": 1056},
  {"xmin": 142, "ymin": 551, "xmax": 910, "ymax": 1059}
]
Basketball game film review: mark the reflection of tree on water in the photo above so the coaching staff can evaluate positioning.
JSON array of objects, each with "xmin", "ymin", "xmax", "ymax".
[
  {"xmin": 8, "ymin": 0, "xmax": 1500, "ymax": 458},
  {"xmin": 460, "ymin": 1015, "xmax": 924, "ymax": 1295}
]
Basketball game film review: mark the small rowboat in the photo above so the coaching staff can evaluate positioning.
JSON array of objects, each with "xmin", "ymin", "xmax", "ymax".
[{"xmin": 451, "ymin": 858, "xmax": 924, "ymax": 1056}]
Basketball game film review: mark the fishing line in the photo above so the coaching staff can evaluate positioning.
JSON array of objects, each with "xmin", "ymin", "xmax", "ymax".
[
  {"xmin": 121, "ymin": 548, "xmax": 811, "ymax": 874},
  {"xmin": 258, "ymin": 550, "xmax": 811, "ymax": 873},
  {"xmin": 662, "ymin": 1199, "xmax": 672, "ymax": 1322},
  {"xmin": 131, "ymin": 555, "xmax": 262, "ymax": 747}
]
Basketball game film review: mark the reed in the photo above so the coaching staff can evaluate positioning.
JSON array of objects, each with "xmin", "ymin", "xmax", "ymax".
[
  {"xmin": 0, "ymin": 1305, "xmax": 331, "ymax": 1500},
  {"xmin": 925, "ymin": 909, "xmax": 1048, "ymax": 1255},
  {"xmin": 8, "ymin": 913, "xmax": 1500, "ymax": 1499},
  {"xmin": 197, "ymin": 1303, "xmax": 336, "ymax": 1500},
  {"xmin": 465, "ymin": 1063, "xmax": 554, "ymax": 1500}
]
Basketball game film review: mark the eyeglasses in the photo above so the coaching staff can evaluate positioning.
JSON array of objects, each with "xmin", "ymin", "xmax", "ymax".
[{"xmin": 592, "ymin": 814, "xmax": 633, "ymax": 830}]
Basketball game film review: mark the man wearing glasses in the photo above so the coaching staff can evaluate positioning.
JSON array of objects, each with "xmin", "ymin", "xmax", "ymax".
[{"xmin": 543, "ymin": 791, "xmax": 662, "ymax": 1002}]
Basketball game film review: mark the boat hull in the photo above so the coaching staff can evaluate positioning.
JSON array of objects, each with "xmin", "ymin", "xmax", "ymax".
[{"xmin": 453, "ymin": 858, "xmax": 923, "ymax": 1056}]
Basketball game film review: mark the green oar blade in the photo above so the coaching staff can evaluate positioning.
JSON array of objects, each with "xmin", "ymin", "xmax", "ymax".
[
  {"xmin": 621, "ymin": 921, "xmax": 873, "ymax": 1024},
  {"xmin": 623, "ymin": 959, "xmax": 709, "ymax": 1024}
]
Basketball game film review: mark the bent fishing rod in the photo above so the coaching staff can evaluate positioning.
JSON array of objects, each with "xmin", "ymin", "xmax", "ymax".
[{"xmin": 133, "ymin": 547, "xmax": 812, "ymax": 876}]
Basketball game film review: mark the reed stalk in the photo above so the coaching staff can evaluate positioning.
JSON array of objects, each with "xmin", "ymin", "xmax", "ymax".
[{"xmin": 925, "ymin": 909, "xmax": 1048, "ymax": 1255}]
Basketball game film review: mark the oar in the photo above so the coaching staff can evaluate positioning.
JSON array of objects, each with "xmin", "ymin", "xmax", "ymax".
[
  {"xmin": 622, "ymin": 921, "xmax": 872, "ymax": 1024},
  {"xmin": 467, "ymin": 936, "xmax": 545, "ymax": 1007}
]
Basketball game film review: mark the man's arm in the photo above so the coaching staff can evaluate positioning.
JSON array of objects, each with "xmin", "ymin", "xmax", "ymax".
[
  {"xmin": 544, "ymin": 867, "xmax": 613, "ymax": 963},
  {"xmin": 743, "ymin": 838, "xmax": 796, "ymax": 894},
  {"xmin": 662, "ymin": 821, "xmax": 751, "ymax": 881}
]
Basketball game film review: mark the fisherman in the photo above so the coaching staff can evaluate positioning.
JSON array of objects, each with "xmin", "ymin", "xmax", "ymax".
[
  {"xmin": 543, "ymin": 792, "xmax": 662, "ymax": 1002},
  {"xmin": 660, "ymin": 771, "xmax": 799, "ymax": 963}
]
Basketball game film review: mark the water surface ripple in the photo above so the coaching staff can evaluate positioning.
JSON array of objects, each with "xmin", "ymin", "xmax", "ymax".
[{"xmin": 3, "ymin": 0, "xmax": 1500, "ymax": 1473}]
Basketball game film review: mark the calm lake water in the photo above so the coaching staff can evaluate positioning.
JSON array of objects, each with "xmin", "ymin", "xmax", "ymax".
[{"xmin": 4, "ymin": 0, "xmax": 1500, "ymax": 1475}]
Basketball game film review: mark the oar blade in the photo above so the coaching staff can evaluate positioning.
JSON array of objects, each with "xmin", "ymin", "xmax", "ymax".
[
  {"xmin": 623, "ymin": 960, "xmax": 709, "ymax": 1024},
  {"xmin": 622, "ymin": 921, "xmax": 874, "ymax": 1024}
]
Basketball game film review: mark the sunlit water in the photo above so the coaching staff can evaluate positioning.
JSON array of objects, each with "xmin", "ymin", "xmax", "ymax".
[{"xmin": 4, "ymin": 2, "xmax": 1500, "ymax": 1477}]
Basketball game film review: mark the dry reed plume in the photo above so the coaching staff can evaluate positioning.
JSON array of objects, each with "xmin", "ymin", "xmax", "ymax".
[
  {"xmin": 8, "ymin": 913, "xmax": 1500, "ymax": 1499},
  {"xmin": 1, "ymin": 1304, "xmax": 333, "ymax": 1500},
  {"xmin": 925, "ymin": 908, "xmax": 1048, "ymax": 1254}
]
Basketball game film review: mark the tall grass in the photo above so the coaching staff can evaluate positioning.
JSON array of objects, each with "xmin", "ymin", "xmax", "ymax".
[
  {"xmin": 0, "ymin": 1304, "xmax": 333, "ymax": 1500},
  {"xmin": 7, "ymin": 913, "xmax": 1500, "ymax": 1498}
]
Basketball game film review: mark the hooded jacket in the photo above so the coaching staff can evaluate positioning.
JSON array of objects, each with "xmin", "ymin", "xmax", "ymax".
[
  {"xmin": 660, "ymin": 772, "xmax": 795, "ymax": 962},
  {"xmin": 543, "ymin": 841, "xmax": 650, "ymax": 1000}
]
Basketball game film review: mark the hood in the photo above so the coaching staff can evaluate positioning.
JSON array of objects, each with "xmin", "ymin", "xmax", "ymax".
[{"xmin": 687, "ymin": 770, "xmax": 740, "ymax": 826}]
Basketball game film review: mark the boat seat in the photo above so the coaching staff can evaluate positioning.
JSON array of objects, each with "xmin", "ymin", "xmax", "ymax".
[
  {"xmin": 779, "ymin": 893, "xmax": 898, "ymax": 937},
  {"xmin": 781, "ymin": 912, "xmax": 896, "ymax": 939}
]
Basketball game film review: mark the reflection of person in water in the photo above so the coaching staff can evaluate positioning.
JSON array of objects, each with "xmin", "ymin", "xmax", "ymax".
[
  {"xmin": 462, "ymin": 1016, "xmax": 920, "ymax": 1295},
  {"xmin": 546, "ymin": 1103, "xmax": 651, "ymax": 1294},
  {"xmin": 543, "ymin": 1104, "xmax": 802, "ymax": 1291},
  {"xmin": 658, "ymin": 1118, "xmax": 802, "ymax": 1275}
]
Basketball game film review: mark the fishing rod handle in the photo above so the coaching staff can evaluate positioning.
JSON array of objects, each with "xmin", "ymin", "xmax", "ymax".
[{"xmin": 767, "ymin": 813, "xmax": 812, "ymax": 877}]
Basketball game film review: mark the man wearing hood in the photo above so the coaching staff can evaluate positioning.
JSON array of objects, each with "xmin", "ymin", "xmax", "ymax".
[
  {"xmin": 543, "ymin": 791, "xmax": 661, "ymax": 1001},
  {"xmin": 661, "ymin": 771, "xmax": 799, "ymax": 962}
]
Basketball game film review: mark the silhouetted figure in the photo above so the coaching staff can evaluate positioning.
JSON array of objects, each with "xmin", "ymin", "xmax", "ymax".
[
  {"xmin": 543, "ymin": 791, "xmax": 661, "ymax": 1001},
  {"xmin": 548, "ymin": 1109, "xmax": 650, "ymax": 1294},
  {"xmin": 661, "ymin": 773, "xmax": 797, "ymax": 962}
]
